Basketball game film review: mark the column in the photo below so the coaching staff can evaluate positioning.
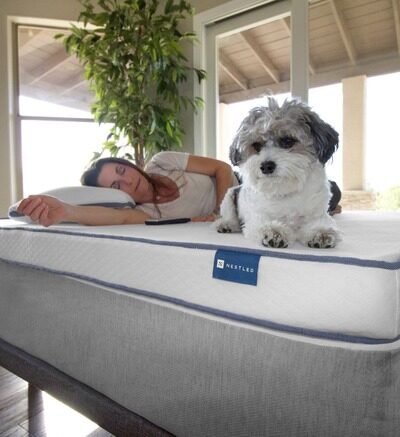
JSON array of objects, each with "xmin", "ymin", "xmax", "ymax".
[
  {"xmin": 291, "ymin": 0, "xmax": 309, "ymax": 103},
  {"xmin": 342, "ymin": 75, "xmax": 366, "ymax": 191}
]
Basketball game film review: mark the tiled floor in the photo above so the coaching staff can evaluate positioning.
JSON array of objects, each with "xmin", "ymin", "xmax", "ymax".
[{"xmin": 0, "ymin": 366, "xmax": 113, "ymax": 437}]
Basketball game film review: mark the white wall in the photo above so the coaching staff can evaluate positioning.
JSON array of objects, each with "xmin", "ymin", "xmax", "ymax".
[{"xmin": 191, "ymin": 0, "xmax": 233, "ymax": 14}]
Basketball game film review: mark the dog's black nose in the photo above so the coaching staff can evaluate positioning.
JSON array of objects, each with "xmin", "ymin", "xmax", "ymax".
[{"xmin": 260, "ymin": 160, "xmax": 276, "ymax": 174}]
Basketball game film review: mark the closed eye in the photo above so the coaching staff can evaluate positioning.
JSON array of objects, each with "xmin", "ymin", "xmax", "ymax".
[
  {"xmin": 279, "ymin": 136, "xmax": 297, "ymax": 149},
  {"xmin": 251, "ymin": 142, "xmax": 264, "ymax": 153},
  {"xmin": 111, "ymin": 181, "xmax": 120, "ymax": 189},
  {"xmin": 116, "ymin": 165, "xmax": 125, "ymax": 176}
]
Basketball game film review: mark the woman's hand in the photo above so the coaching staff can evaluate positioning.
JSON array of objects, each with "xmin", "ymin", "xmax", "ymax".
[
  {"xmin": 17, "ymin": 195, "xmax": 69, "ymax": 227},
  {"xmin": 17, "ymin": 194, "xmax": 152, "ymax": 226},
  {"xmin": 191, "ymin": 214, "xmax": 218, "ymax": 222}
]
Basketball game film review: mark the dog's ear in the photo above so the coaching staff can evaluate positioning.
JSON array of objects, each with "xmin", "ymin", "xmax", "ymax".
[
  {"xmin": 229, "ymin": 135, "xmax": 242, "ymax": 166},
  {"xmin": 305, "ymin": 110, "xmax": 339, "ymax": 164}
]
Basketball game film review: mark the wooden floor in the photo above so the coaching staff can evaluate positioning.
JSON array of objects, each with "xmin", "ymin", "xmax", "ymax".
[{"xmin": 0, "ymin": 366, "xmax": 114, "ymax": 437}]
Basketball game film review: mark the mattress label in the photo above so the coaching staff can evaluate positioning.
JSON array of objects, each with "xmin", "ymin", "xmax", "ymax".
[{"xmin": 213, "ymin": 249, "xmax": 260, "ymax": 286}]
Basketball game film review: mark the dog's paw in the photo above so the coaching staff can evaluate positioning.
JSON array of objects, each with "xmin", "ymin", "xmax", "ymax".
[
  {"xmin": 215, "ymin": 219, "xmax": 241, "ymax": 234},
  {"xmin": 216, "ymin": 224, "xmax": 233, "ymax": 233},
  {"xmin": 261, "ymin": 230, "xmax": 288, "ymax": 248},
  {"xmin": 308, "ymin": 230, "xmax": 338, "ymax": 249}
]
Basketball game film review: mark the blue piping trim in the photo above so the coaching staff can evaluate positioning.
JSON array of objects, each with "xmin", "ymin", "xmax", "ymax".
[
  {"xmin": 0, "ymin": 256, "xmax": 398, "ymax": 345},
  {"xmin": 1, "ymin": 225, "xmax": 400, "ymax": 270}
]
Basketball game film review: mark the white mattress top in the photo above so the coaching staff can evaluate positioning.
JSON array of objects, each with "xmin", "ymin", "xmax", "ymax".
[{"xmin": 1, "ymin": 211, "xmax": 399, "ymax": 344}]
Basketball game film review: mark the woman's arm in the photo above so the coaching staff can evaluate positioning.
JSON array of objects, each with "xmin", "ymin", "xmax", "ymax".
[
  {"xmin": 17, "ymin": 195, "xmax": 151, "ymax": 227},
  {"xmin": 185, "ymin": 155, "xmax": 235, "ymax": 219}
]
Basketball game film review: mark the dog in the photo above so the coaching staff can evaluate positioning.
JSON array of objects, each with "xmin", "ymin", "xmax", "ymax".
[{"xmin": 215, "ymin": 98, "xmax": 341, "ymax": 248}]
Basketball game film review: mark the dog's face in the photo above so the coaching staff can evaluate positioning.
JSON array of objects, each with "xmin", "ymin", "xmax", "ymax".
[{"xmin": 230, "ymin": 98, "xmax": 339, "ymax": 197}]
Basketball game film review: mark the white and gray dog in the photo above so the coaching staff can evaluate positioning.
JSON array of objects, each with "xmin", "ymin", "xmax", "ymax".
[{"xmin": 215, "ymin": 98, "xmax": 341, "ymax": 248}]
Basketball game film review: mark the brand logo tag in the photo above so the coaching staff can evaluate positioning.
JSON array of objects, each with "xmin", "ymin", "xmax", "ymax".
[{"xmin": 212, "ymin": 249, "xmax": 260, "ymax": 286}]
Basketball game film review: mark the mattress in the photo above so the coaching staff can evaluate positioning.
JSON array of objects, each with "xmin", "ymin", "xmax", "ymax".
[
  {"xmin": 0, "ymin": 211, "xmax": 399, "ymax": 344},
  {"xmin": 1, "ymin": 211, "xmax": 400, "ymax": 436}
]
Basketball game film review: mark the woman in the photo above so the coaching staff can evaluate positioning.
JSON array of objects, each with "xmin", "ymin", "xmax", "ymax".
[{"xmin": 17, "ymin": 151, "xmax": 237, "ymax": 227}]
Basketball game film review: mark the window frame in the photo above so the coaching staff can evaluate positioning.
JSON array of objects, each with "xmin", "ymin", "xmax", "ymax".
[
  {"xmin": 193, "ymin": 0, "xmax": 309, "ymax": 158},
  {"xmin": 12, "ymin": 19, "xmax": 97, "ymax": 197}
]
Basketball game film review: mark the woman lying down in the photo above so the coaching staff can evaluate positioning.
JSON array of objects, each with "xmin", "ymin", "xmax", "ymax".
[
  {"xmin": 17, "ymin": 151, "xmax": 341, "ymax": 227},
  {"xmin": 17, "ymin": 151, "xmax": 238, "ymax": 226}
]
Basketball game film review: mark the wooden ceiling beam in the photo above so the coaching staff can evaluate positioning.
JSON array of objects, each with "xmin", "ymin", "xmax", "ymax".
[
  {"xmin": 28, "ymin": 49, "xmax": 71, "ymax": 85},
  {"xmin": 328, "ymin": 0, "xmax": 357, "ymax": 65},
  {"xmin": 309, "ymin": 0, "xmax": 329, "ymax": 8},
  {"xmin": 60, "ymin": 78, "xmax": 87, "ymax": 96},
  {"xmin": 240, "ymin": 31, "xmax": 280, "ymax": 83},
  {"xmin": 392, "ymin": 0, "xmax": 400, "ymax": 55},
  {"xmin": 281, "ymin": 17, "xmax": 316, "ymax": 75},
  {"xmin": 220, "ymin": 51, "xmax": 400, "ymax": 104},
  {"xmin": 219, "ymin": 52, "xmax": 248, "ymax": 90}
]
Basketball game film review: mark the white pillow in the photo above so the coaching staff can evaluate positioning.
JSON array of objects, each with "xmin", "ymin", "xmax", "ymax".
[{"xmin": 8, "ymin": 186, "xmax": 135, "ymax": 223}]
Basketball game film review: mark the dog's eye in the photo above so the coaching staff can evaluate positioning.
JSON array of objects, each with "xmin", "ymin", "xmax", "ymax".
[
  {"xmin": 279, "ymin": 136, "xmax": 297, "ymax": 149},
  {"xmin": 251, "ymin": 142, "xmax": 264, "ymax": 153}
]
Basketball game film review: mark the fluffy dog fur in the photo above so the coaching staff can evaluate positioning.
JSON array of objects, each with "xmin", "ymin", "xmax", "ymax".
[{"xmin": 215, "ymin": 98, "xmax": 341, "ymax": 248}]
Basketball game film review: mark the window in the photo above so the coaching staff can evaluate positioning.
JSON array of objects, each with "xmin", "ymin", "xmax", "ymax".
[
  {"xmin": 17, "ymin": 25, "xmax": 106, "ymax": 195},
  {"xmin": 194, "ymin": 0, "xmax": 293, "ymax": 158}
]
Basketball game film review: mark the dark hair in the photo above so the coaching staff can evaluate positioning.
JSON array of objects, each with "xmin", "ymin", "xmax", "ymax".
[
  {"xmin": 81, "ymin": 157, "xmax": 167, "ymax": 207},
  {"xmin": 81, "ymin": 157, "xmax": 153, "ymax": 187}
]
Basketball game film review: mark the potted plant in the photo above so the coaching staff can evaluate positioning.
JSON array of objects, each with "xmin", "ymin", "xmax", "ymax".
[{"xmin": 57, "ymin": 0, "xmax": 206, "ymax": 168}]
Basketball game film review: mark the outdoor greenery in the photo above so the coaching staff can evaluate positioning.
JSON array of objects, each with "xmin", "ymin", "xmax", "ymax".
[
  {"xmin": 376, "ymin": 186, "xmax": 400, "ymax": 211},
  {"xmin": 56, "ymin": 0, "xmax": 206, "ymax": 167}
]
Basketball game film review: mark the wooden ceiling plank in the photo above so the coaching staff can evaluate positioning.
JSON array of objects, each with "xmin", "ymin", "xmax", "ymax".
[
  {"xmin": 281, "ymin": 17, "xmax": 291, "ymax": 34},
  {"xmin": 219, "ymin": 52, "xmax": 248, "ymax": 90},
  {"xmin": 18, "ymin": 28, "xmax": 44, "ymax": 51},
  {"xmin": 339, "ymin": 0, "xmax": 378, "ymax": 11},
  {"xmin": 342, "ymin": 0, "xmax": 391, "ymax": 21},
  {"xmin": 240, "ymin": 31, "xmax": 280, "ymax": 83},
  {"xmin": 347, "ymin": 9, "xmax": 394, "ymax": 32},
  {"xmin": 18, "ymin": 29, "xmax": 48, "ymax": 56},
  {"xmin": 28, "ymin": 49, "xmax": 71, "ymax": 85},
  {"xmin": 392, "ymin": 0, "xmax": 400, "ymax": 54},
  {"xmin": 18, "ymin": 28, "xmax": 61, "ymax": 57},
  {"xmin": 21, "ymin": 84, "xmax": 90, "ymax": 111},
  {"xmin": 328, "ymin": 0, "xmax": 357, "ymax": 65}
]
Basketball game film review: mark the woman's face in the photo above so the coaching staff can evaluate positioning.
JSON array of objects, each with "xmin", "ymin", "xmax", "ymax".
[{"xmin": 97, "ymin": 163, "xmax": 153, "ymax": 203}]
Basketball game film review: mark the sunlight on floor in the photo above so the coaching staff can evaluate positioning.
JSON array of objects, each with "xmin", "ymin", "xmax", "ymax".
[{"xmin": 42, "ymin": 391, "xmax": 99, "ymax": 436}]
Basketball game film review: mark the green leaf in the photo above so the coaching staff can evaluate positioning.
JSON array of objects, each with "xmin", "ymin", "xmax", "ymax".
[
  {"xmin": 165, "ymin": 121, "xmax": 173, "ymax": 137},
  {"xmin": 164, "ymin": 0, "xmax": 174, "ymax": 14},
  {"xmin": 60, "ymin": 0, "xmax": 206, "ymax": 160}
]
